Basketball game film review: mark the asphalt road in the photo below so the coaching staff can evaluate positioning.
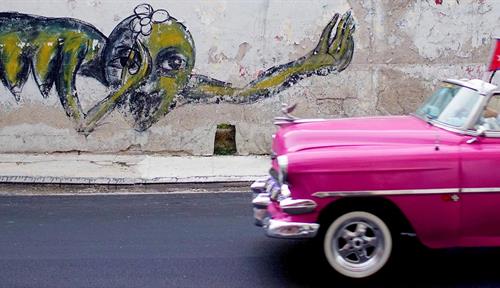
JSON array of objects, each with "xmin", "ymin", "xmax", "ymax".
[{"xmin": 1, "ymin": 192, "xmax": 500, "ymax": 288}]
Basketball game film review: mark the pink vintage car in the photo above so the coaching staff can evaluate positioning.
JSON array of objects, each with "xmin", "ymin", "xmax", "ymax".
[{"xmin": 252, "ymin": 78, "xmax": 500, "ymax": 279}]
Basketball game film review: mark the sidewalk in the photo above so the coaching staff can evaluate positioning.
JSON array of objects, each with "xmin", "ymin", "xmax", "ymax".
[{"xmin": 0, "ymin": 154, "xmax": 269, "ymax": 185}]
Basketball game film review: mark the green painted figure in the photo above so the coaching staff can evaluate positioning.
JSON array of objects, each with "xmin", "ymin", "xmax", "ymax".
[{"xmin": 0, "ymin": 4, "xmax": 355, "ymax": 133}]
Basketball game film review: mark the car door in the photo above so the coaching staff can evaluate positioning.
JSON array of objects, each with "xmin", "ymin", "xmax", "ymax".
[{"xmin": 460, "ymin": 93, "xmax": 500, "ymax": 246}]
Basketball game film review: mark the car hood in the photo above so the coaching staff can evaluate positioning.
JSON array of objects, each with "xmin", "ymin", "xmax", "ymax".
[{"xmin": 272, "ymin": 115, "xmax": 462, "ymax": 155}]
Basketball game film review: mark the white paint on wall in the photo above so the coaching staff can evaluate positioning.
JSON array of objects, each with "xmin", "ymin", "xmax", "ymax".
[
  {"xmin": 402, "ymin": 0, "xmax": 500, "ymax": 60},
  {"xmin": 0, "ymin": 0, "xmax": 498, "ymax": 154}
]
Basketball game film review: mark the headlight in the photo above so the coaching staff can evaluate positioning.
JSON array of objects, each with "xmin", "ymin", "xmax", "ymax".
[{"xmin": 277, "ymin": 155, "xmax": 288, "ymax": 184}]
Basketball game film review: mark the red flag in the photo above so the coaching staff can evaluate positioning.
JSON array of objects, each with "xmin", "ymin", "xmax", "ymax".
[{"xmin": 489, "ymin": 38, "xmax": 500, "ymax": 71}]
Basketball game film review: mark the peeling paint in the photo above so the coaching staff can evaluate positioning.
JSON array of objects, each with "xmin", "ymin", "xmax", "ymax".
[
  {"xmin": 402, "ymin": 0, "xmax": 499, "ymax": 60},
  {"xmin": 235, "ymin": 42, "xmax": 251, "ymax": 62},
  {"xmin": 0, "ymin": 0, "xmax": 498, "ymax": 155},
  {"xmin": 208, "ymin": 47, "xmax": 229, "ymax": 64}
]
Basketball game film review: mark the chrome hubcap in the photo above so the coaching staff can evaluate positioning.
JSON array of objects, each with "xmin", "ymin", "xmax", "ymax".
[{"xmin": 333, "ymin": 219, "xmax": 384, "ymax": 265}]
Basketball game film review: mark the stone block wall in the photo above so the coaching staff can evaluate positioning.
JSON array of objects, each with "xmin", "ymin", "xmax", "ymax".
[{"xmin": 0, "ymin": 0, "xmax": 497, "ymax": 154}]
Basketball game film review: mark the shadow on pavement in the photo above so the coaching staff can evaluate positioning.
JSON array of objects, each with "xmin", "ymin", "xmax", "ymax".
[{"xmin": 262, "ymin": 237, "xmax": 500, "ymax": 288}]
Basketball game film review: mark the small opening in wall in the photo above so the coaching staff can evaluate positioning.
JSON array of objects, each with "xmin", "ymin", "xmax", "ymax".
[{"xmin": 214, "ymin": 123, "xmax": 236, "ymax": 155}]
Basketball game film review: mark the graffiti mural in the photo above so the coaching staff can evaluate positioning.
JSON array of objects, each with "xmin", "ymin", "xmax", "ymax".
[{"xmin": 0, "ymin": 4, "xmax": 355, "ymax": 134}]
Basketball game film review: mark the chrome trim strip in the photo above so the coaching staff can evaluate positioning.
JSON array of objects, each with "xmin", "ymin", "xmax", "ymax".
[
  {"xmin": 274, "ymin": 119, "xmax": 327, "ymax": 126},
  {"xmin": 462, "ymin": 187, "xmax": 500, "ymax": 193},
  {"xmin": 312, "ymin": 188, "xmax": 460, "ymax": 198},
  {"xmin": 482, "ymin": 131, "xmax": 500, "ymax": 138},
  {"xmin": 431, "ymin": 121, "xmax": 472, "ymax": 135},
  {"xmin": 443, "ymin": 79, "xmax": 497, "ymax": 94},
  {"xmin": 412, "ymin": 113, "xmax": 475, "ymax": 136},
  {"xmin": 293, "ymin": 118, "xmax": 327, "ymax": 123},
  {"xmin": 280, "ymin": 198, "xmax": 317, "ymax": 215},
  {"xmin": 443, "ymin": 79, "xmax": 479, "ymax": 92}
]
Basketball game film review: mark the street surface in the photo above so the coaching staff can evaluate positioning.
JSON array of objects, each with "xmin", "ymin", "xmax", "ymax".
[{"xmin": 1, "ymin": 192, "xmax": 500, "ymax": 287}]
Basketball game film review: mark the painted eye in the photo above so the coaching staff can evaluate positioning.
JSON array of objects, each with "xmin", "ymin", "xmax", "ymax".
[
  {"xmin": 108, "ymin": 52, "xmax": 141, "ymax": 75},
  {"xmin": 159, "ymin": 54, "xmax": 187, "ymax": 72}
]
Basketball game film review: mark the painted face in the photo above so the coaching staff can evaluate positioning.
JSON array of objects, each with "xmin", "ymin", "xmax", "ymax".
[{"xmin": 104, "ymin": 15, "xmax": 195, "ymax": 131}]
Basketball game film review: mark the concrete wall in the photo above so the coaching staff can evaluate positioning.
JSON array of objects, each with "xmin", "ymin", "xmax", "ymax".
[{"xmin": 0, "ymin": 0, "xmax": 498, "ymax": 155}]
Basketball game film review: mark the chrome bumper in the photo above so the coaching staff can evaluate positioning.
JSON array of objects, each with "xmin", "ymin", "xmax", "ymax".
[
  {"xmin": 251, "ymin": 178, "xmax": 319, "ymax": 239},
  {"xmin": 264, "ymin": 219, "xmax": 319, "ymax": 239},
  {"xmin": 252, "ymin": 193, "xmax": 270, "ymax": 226},
  {"xmin": 251, "ymin": 179, "xmax": 271, "ymax": 226}
]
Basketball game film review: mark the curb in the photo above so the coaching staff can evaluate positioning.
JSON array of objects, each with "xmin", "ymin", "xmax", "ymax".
[
  {"xmin": 0, "ymin": 181, "xmax": 255, "ymax": 196},
  {"xmin": 0, "ymin": 175, "xmax": 267, "ymax": 185}
]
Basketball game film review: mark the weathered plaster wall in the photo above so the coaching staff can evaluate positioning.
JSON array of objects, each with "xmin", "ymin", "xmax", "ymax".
[{"xmin": 0, "ymin": 0, "xmax": 498, "ymax": 155}]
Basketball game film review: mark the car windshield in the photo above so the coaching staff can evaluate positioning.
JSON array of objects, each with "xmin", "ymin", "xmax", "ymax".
[{"xmin": 415, "ymin": 84, "xmax": 482, "ymax": 128}]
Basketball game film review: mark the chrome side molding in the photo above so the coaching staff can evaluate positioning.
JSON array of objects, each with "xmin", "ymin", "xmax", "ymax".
[
  {"xmin": 313, "ymin": 187, "xmax": 500, "ymax": 198},
  {"xmin": 313, "ymin": 188, "xmax": 460, "ymax": 198},
  {"xmin": 279, "ymin": 198, "xmax": 317, "ymax": 215}
]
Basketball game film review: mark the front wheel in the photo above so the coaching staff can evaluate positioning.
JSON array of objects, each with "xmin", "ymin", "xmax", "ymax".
[{"xmin": 323, "ymin": 211, "xmax": 392, "ymax": 279}]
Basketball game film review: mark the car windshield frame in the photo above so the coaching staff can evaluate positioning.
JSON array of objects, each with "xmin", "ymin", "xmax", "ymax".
[{"xmin": 414, "ymin": 82, "xmax": 486, "ymax": 132}]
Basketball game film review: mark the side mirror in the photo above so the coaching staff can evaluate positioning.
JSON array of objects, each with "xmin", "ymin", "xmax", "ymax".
[{"xmin": 466, "ymin": 126, "xmax": 487, "ymax": 144}]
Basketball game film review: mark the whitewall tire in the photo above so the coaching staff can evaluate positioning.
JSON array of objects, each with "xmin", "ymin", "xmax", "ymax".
[{"xmin": 323, "ymin": 211, "xmax": 392, "ymax": 279}]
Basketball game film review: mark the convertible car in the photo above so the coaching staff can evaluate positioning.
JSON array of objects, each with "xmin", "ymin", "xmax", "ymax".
[{"xmin": 251, "ymin": 78, "xmax": 500, "ymax": 278}]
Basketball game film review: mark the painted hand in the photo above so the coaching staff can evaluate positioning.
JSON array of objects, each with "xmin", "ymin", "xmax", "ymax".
[{"xmin": 304, "ymin": 11, "xmax": 355, "ymax": 75}]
